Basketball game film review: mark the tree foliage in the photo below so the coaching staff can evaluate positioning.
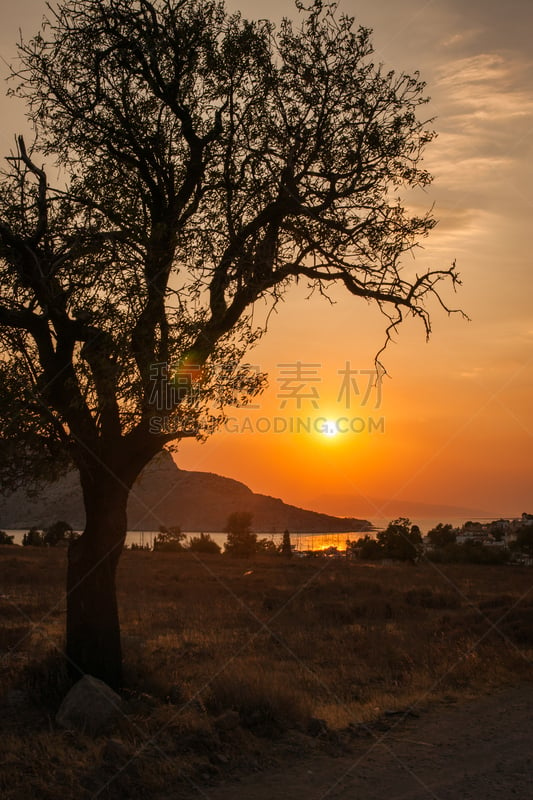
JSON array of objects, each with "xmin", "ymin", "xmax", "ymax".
[
  {"xmin": 223, "ymin": 511, "xmax": 256, "ymax": 557},
  {"xmin": 22, "ymin": 527, "xmax": 45, "ymax": 547},
  {"xmin": 280, "ymin": 529, "xmax": 292, "ymax": 557},
  {"xmin": 427, "ymin": 522, "xmax": 457, "ymax": 548},
  {"xmin": 0, "ymin": 0, "xmax": 462, "ymax": 488},
  {"xmin": 376, "ymin": 518, "xmax": 423, "ymax": 562},
  {"xmin": 513, "ymin": 525, "xmax": 533, "ymax": 557},
  {"xmin": 188, "ymin": 532, "xmax": 221, "ymax": 554},
  {"xmin": 44, "ymin": 519, "xmax": 75, "ymax": 546},
  {"xmin": 154, "ymin": 524, "xmax": 186, "ymax": 551}
]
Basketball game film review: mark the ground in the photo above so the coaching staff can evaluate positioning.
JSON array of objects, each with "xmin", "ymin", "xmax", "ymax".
[
  {"xmin": 2, "ymin": 547, "xmax": 533, "ymax": 798},
  {"xmin": 201, "ymin": 683, "xmax": 533, "ymax": 800}
]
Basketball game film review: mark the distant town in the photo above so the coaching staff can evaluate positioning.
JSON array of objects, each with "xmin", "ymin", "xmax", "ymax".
[{"xmin": 301, "ymin": 513, "xmax": 533, "ymax": 565}]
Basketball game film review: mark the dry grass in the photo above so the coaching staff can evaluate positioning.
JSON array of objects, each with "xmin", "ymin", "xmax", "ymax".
[{"xmin": 1, "ymin": 545, "xmax": 533, "ymax": 798}]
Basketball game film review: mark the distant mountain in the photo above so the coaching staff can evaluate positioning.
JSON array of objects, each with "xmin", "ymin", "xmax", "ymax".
[
  {"xmin": 0, "ymin": 451, "xmax": 372, "ymax": 533},
  {"xmin": 307, "ymin": 492, "xmax": 492, "ymax": 523}
]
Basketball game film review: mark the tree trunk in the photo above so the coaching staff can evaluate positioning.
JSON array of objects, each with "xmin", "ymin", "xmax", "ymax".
[{"xmin": 66, "ymin": 479, "xmax": 129, "ymax": 691}]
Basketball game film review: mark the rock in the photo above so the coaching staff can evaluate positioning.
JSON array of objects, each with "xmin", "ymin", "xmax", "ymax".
[
  {"xmin": 214, "ymin": 710, "xmax": 241, "ymax": 732},
  {"xmin": 56, "ymin": 675, "xmax": 123, "ymax": 736}
]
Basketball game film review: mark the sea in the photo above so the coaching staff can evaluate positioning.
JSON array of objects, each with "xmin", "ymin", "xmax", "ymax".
[{"xmin": 4, "ymin": 515, "xmax": 516, "ymax": 552}]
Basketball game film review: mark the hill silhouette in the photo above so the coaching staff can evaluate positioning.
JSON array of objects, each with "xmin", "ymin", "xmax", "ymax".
[{"xmin": 0, "ymin": 451, "xmax": 372, "ymax": 533}]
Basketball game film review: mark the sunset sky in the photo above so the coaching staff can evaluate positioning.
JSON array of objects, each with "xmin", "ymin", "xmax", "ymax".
[{"xmin": 1, "ymin": 0, "xmax": 532, "ymax": 522}]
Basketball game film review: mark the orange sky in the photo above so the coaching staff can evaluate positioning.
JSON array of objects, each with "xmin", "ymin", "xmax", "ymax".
[{"xmin": 1, "ymin": 0, "xmax": 532, "ymax": 521}]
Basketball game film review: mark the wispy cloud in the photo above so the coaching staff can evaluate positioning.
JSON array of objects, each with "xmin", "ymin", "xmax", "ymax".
[{"xmin": 435, "ymin": 52, "xmax": 533, "ymax": 135}]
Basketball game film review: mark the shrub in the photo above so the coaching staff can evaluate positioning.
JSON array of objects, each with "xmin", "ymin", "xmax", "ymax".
[
  {"xmin": 22, "ymin": 527, "xmax": 45, "ymax": 547},
  {"xmin": 188, "ymin": 533, "xmax": 221, "ymax": 555},
  {"xmin": 44, "ymin": 520, "xmax": 74, "ymax": 546}
]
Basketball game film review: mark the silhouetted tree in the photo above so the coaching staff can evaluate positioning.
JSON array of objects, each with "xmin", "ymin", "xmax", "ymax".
[
  {"xmin": 154, "ymin": 524, "xmax": 186, "ymax": 552},
  {"xmin": 188, "ymin": 533, "xmax": 221, "ymax": 554},
  {"xmin": 256, "ymin": 537, "xmax": 278, "ymax": 555},
  {"xmin": 0, "ymin": 530, "xmax": 14, "ymax": 545},
  {"xmin": 22, "ymin": 527, "xmax": 45, "ymax": 547},
  {"xmin": 377, "ymin": 518, "xmax": 423, "ymax": 562},
  {"xmin": 224, "ymin": 511, "xmax": 256, "ymax": 557},
  {"xmin": 514, "ymin": 525, "xmax": 533, "ymax": 557},
  {"xmin": 44, "ymin": 520, "xmax": 74, "ymax": 546},
  {"xmin": 280, "ymin": 529, "xmax": 293, "ymax": 557},
  {"xmin": 346, "ymin": 534, "xmax": 382, "ymax": 560},
  {"xmin": 427, "ymin": 523, "xmax": 457, "ymax": 548},
  {"xmin": 0, "ymin": 0, "xmax": 462, "ymax": 687}
]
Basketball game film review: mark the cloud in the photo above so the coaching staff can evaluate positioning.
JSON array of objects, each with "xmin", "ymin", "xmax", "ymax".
[
  {"xmin": 440, "ymin": 29, "xmax": 484, "ymax": 50},
  {"xmin": 435, "ymin": 52, "xmax": 533, "ymax": 131}
]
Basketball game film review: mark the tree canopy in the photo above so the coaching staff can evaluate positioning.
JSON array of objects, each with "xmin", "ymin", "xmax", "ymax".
[{"xmin": 0, "ymin": 0, "xmax": 462, "ymax": 488}]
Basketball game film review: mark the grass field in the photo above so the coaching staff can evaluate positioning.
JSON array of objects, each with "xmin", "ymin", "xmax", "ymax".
[{"xmin": 1, "ymin": 546, "xmax": 533, "ymax": 798}]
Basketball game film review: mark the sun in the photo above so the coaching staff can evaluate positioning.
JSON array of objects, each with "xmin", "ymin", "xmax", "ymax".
[{"xmin": 321, "ymin": 419, "xmax": 339, "ymax": 437}]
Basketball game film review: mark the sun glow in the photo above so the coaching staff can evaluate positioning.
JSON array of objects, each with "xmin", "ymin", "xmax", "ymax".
[{"xmin": 321, "ymin": 419, "xmax": 339, "ymax": 437}]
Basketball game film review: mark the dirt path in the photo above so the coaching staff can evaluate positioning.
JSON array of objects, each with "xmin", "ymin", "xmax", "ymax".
[{"xmin": 192, "ymin": 684, "xmax": 533, "ymax": 800}]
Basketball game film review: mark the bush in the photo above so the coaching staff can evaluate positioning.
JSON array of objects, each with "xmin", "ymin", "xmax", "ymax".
[
  {"xmin": 427, "ymin": 523, "xmax": 457, "ymax": 548},
  {"xmin": 22, "ymin": 527, "xmax": 45, "ymax": 547},
  {"xmin": 428, "ymin": 541, "xmax": 510, "ymax": 564},
  {"xmin": 0, "ymin": 530, "xmax": 14, "ymax": 545},
  {"xmin": 44, "ymin": 520, "xmax": 74, "ymax": 546},
  {"xmin": 188, "ymin": 533, "xmax": 221, "ymax": 555},
  {"xmin": 347, "ymin": 535, "xmax": 383, "ymax": 560}
]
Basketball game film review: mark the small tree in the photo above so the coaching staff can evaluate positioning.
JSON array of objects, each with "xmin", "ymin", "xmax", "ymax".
[
  {"xmin": 427, "ymin": 523, "xmax": 457, "ymax": 548},
  {"xmin": 153, "ymin": 525, "xmax": 186, "ymax": 552},
  {"xmin": 257, "ymin": 537, "xmax": 278, "ymax": 555},
  {"xmin": 44, "ymin": 520, "xmax": 74, "ymax": 547},
  {"xmin": 0, "ymin": 530, "xmax": 14, "ymax": 545},
  {"xmin": 377, "ymin": 518, "xmax": 423, "ymax": 563},
  {"xmin": 188, "ymin": 533, "xmax": 221, "ymax": 555},
  {"xmin": 224, "ymin": 512, "xmax": 256, "ymax": 558},
  {"xmin": 22, "ymin": 527, "xmax": 45, "ymax": 547},
  {"xmin": 280, "ymin": 529, "xmax": 293, "ymax": 558}
]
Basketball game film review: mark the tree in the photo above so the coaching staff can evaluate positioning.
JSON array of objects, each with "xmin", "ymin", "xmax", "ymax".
[
  {"xmin": 153, "ymin": 524, "xmax": 186, "ymax": 552},
  {"xmin": 256, "ymin": 537, "xmax": 278, "ymax": 555},
  {"xmin": 44, "ymin": 519, "xmax": 75, "ymax": 546},
  {"xmin": 0, "ymin": 530, "xmax": 15, "ymax": 545},
  {"xmin": 0, "ymin": 0, "xmax": 462, "ymax": 688},
  {"xmin": 514, "ymin": 525, "xmax": 533, "ymax": 558},
  {"xmin": 377, "ymin": 518, "xmax": 423, "ymax": 562},
  {"xmin": 224, "ymin": 512, "xmax": 257, "ymax": 557},
  {"xmin": 427, "ymin": 522, "xmax": 457, "ymax": 548},
  {"xmin": 22, "ymin": 527, "xmax": 45, "ymax": 547},
  {"xmin": 280, "ymin": 529, "xmax": 293, "ymax": 557},
  {"xmin": 346, "ymin": 534, "xmax": 383, "ymax": 560}
]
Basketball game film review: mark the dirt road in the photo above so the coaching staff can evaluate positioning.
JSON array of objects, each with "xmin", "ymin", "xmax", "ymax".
[{"xmin": 195, "ymin": 684, "xmax": 533, "ymax": 800}]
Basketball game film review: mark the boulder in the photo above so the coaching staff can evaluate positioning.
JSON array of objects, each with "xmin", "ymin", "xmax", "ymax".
[{"xmin": 56, "ymin": 675, "xmax": 123, "ymax": 736}]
